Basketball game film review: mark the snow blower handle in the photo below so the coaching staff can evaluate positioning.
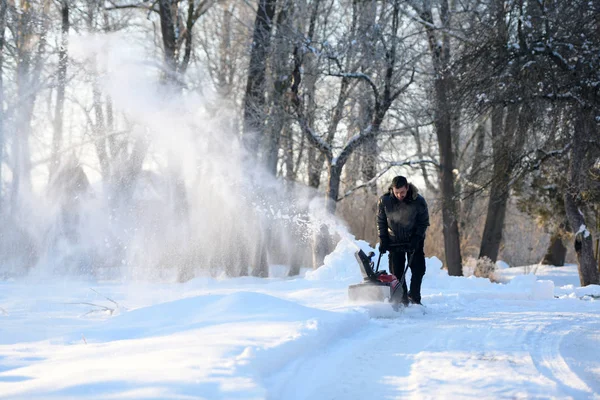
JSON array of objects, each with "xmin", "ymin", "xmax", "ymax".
[
  {"xmin": 398, "ymin": 248, "xmax": 417, "ymax": 289},
  {"xmin": 374, "ymin": 251, "xmax": 383, "ymax": 273}
]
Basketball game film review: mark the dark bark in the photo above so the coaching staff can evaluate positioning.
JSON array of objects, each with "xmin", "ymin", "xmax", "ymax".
[
  {"xmin": 420, "ymin": 0, "xmax": 462, "ymax": 276},
  {"xmin": 433, "ymin": 76, "xmax": 462, "ymax": 276},
  {"xmin": 541, "ymin": 228, "xmax": 567, "ymax": 266},
  {"xmin": 51, "ymin": 0, "xmax": 69, "ymax": 178},
  {"xmin": 461, "ymin": 122, "xmax": 485, "ymax": 219},
  {"xmin": 240, "ymin": 0, "xmax": 277, "ymax": 278},
  {"xmin": 158, "ymin": 0, "xmax": 178, "ymax": 75},
  {"xmin": 298, "ymin": 0, "xmax": 321, "ymax": 188},
  {"xmin": 478, "ymin": 0, "xmax": 528, "ymax": 263},
  {"xmin": 480, "ymin": 104, "xmax": 529, "ymax": 262},
  {"xmin": 282, "ymin": 125, "xmax": 295, "ymax": 181},
  {"xmin": 564, "ymin": 110, "xmax": 599, "ymax": 286},
  {"xmin": 264, "ymin": 0, "xmax": 294, "ymax": 175},
  {"xmin": 179, "ymin": 0, "xmax": 195, "ymax": 75},
  {"xmin": 242, "ymin": 0, "xmax": 277, "ymax": 154},
  {"xmin": 479, "ymin": 106, "xmax": 510, "ymax": 262}
]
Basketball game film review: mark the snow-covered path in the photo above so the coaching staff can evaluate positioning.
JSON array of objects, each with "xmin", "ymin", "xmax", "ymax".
[
  {"xmin": 272, "ymin": 301, "xmax": 600, "ymax": 400},
  {"xmin": 1, "ymin": 240, "xmax": 600, "ymax": 399}
]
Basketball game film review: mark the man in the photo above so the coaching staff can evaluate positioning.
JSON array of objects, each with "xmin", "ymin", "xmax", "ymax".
[{"xmin": 377, "ymin": 176, "xmax": 430, "ymax": 305}]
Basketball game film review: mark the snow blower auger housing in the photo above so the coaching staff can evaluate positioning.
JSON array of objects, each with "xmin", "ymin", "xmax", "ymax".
[{"xmin": 348, "ymin": 246, "xmax": 413, "ymax": 310}]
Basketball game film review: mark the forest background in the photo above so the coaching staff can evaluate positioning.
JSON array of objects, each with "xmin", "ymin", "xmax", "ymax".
[{"xmin": 0, "ymin": 0, "xmax": 598, "ymax": 285}]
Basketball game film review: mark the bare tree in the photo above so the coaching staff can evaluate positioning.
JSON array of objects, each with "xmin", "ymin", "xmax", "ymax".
[
  {"xmin": 478, "ymin": 105, "xmax": 530, "ymax": 262},
  {"xmin": 10, "ymin": 0, "xmax": 50, "ymax": 211},
  {"xmin": 242, "ymin": 0, "xmax": 277, "ymax": 154},
  {"xmin": 565, "ymin": 109, "xmax": 600, "ymax": 286},
  {"xmin": 50, "ymin": 0, "xmax": 69, "ymax": 178},
  {"xmin": 289, "ymin": 0, "xmax": 415, "ymax": 266},
  {"xmin": 409, "ymin": 0, "xmax": 462, "ymax": 276}
]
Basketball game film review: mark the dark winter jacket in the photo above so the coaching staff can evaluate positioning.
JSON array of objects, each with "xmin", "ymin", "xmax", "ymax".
[{"xmin": 377, "ymin": 183, "xmax": 430, "ymax": 244}]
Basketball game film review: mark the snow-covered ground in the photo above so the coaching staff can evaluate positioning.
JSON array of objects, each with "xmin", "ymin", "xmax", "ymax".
[{"xmin": 1, "ymin": 238, "xmax": 599, "ymax": 399}]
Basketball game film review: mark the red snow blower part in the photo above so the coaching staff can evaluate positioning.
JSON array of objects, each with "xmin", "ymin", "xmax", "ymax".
[{"xmin": 348, "ymin": 244, "xmax": 415, "ymax": 311}]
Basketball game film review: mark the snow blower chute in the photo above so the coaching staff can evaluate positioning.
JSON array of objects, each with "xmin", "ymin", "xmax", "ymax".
[{"xmin": 348, "ymin": 245, "xmax": 414, "ymax": 310}]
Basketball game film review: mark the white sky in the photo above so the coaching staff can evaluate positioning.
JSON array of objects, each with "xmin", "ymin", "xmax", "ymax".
[{"xmin": 1, "ymin": 237, "xmax": 599, "ymax": 399}]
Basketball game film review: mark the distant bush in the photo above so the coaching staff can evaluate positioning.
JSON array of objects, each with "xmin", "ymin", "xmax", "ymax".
[
  {"xmin": 461, "ymin": 256, "xmax": 499, "ymax": 282},
  {"xmin": 474, "ymin": 256, "xmax": 498, "ymax": 282}
]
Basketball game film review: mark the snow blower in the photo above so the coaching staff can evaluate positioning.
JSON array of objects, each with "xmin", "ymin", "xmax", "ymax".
[{"xmin": 348, "ymin": 244, "xmax": 415, "ymax": 311}]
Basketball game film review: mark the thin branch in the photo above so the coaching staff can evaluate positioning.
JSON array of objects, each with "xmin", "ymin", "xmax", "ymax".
[
  {"xmin": 390, "ymin": 68, "xmax": 416, "ymax": 103},
  {"xmin": 528, "ymin": 143, "xmax": 573, "ymax": 171},
  {"xmin": 90, "ymin": 288, "xmax": 122, "ymax": 309},
  {"xmin": 105, "ymin": 0, "xmax": 159, "ymax": 13},
  {"xmin": 66, "ymin": 302, "xmax": 115, "ymax": 314},
  {"xmin": 328, "ymin": 71, "xmax": 380, "ymax": 103},
  {"xmin": 31, "ymin": 130, "xmax": 130, "ymax": 167},
  {"xmin": 338, "ymin": 159, "xmax": 439, "ymax": 201}
]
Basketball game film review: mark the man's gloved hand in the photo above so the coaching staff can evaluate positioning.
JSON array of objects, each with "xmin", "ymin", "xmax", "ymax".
[
  {"xmin": 409, "ymin": 236, "xmax": 421, "ymax": 251},
  {"xmin": 379, "ymin": 238, "xmax": 390, "ymax": 253}
]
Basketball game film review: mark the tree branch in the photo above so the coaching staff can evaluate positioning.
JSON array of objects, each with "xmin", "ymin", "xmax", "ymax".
[
  {"xmin": 105, "ymin": 0, "xmax": 159, "ymax": 14},
  {"xmin": 337, "ymin": 159, "xmax": 440, "ymax": 201}
]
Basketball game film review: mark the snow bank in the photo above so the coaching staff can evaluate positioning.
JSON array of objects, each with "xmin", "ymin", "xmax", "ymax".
[
  {"xmin": 423, "ymin": 268, "xmax": 555, "ymax": 304},
  {"xmin": 506, "ymin": 275, "xmax": 555, "ymax": 300},
  {"xmin": 425, "ymin": 256, "xmax": 444, "ymax": 276},
  {"xmin": 305, "ymin": 239, "xmax": 446, "ymax": 284},
  {"xmin": 575, "ymin": 284, "xmax": 600, "ymax": 299},
  {"xmin": 235, "ymin": 310, "xmax": 369, "ymax": 380},
  {"xmin": 85, "ymin": 290, "xmax": 350, "ymax": 343},
  {"xmin": 305, "ymin": 239, "xmax": 373, "ymax": 282}
]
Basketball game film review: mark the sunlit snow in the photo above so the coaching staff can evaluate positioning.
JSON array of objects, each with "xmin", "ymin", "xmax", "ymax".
[{"xmin": 1, "ymin": 238, "xmax": 599, "ymax": 399}]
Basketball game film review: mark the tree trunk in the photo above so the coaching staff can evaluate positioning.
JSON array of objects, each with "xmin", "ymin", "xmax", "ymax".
[
  {"xmin": 158, "ymin": 0, "xmax": 178, "ymax": 79},
  {"xmin": 479, "ymin": 106, "xmax": 510, "ymax": 261},
  {"xmin": 12, "ymin": 0, "xmax": 49, "ymax": 211},
  {"xmin": 307, "ymin": 147, "xmax": 320, "ymax": 188},
  {"xmin": 249, "ymin": 224, "xmax": 269, "ymax": 277},
  {"xmin": 282, "ymin": 124, "xmax": 295, "ymax": 181},
  {"xmin": 413, "ymin": 124, "xmax": 438, "ymax": 195},
  {"xmin": 242, "ymin": 0, "xmax": 277, "ymax": 154},
  {"xmin": 434, "ymin": 77, "xmax": 463, "ymax": 276},
  {"xmin": 540, "ymin": 229, "xmax": 567, "ymax": 266},
  {"xmin": 461, "ymin": 122, "xmax": 486, "ymax": 220},
  {"xmin": 421, "ymin": 0, "xmax": 462, "ymax": 276},
  {"xmin": 479, "ymin": 187, "xmax": 509, "ymax": 262},
  {"xmin": 300, "ymin": 0, "xmax": 321, "ymax": 188},
  {"xmin": 480, "ymin": 104, "xmax": 528, "ymax": 262},
  {"xmin": 51, "ymin": 0, "xmax": 69, "ymax": 178},
  {"xmin": 264, "ymin": 0, "xmax": 294, "ymax": 174},
  {"xmin": 564, "ymin": 110, "xmax": 600, "ymax": 286},
  {"xmin": 86, "ymin": 1, "xmax": 113, "ymax": 184}
]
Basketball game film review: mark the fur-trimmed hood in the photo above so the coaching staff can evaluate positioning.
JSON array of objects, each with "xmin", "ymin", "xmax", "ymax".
[{"xmin": 388, "ymin": 182, "xmax": 420, "ymax": 202}]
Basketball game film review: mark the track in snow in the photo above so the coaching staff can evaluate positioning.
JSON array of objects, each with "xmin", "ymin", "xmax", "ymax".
[{"xmin": 267, "ymin": 301, "xmax": 600, "ymax": 400}]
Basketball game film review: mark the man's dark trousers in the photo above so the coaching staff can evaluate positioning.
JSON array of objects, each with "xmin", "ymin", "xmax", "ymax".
[{"xmin": 388, "ymin": 241, "xmax": 426, "ymax": 303}]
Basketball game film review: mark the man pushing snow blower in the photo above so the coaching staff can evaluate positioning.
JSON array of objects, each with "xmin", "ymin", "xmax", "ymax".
[
  {"xmin": 348, "ymin": 176, "xmax": 430, "ymax": 310},
  {"xmin": 378, "ymin": 176, "xmax": 430, "ymax": 306}
]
